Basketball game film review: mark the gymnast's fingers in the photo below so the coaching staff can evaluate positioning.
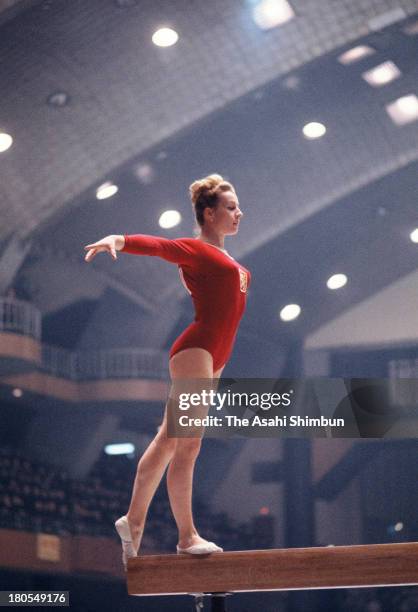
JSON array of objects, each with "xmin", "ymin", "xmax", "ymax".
[{"xmin": 84, "ymin": 247, "xmax": 98, "ymax": 262}]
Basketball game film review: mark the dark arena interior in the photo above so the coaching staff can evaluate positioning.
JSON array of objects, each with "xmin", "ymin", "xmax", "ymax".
[{"xmin": 1, "ymin": 0, "xmax": 418, "ymax": 610}]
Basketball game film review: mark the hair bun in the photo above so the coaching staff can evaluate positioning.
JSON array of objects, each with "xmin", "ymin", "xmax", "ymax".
[{"xmin": 189, "ymin": 174, "xmax": 227, "ymax": 206}]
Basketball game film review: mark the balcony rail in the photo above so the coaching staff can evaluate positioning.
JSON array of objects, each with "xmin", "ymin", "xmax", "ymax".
[
  {"xmin": 388, "ymin": 358, "xmax": 418, "ymax": 378},
  {"xmin": 42, "ymin": 345, "xmax": 168, "ymax": 381},
  {"xmin": 41, "ymin": 344, "xmax": 78, "ymax": 380},
  {"xmin": 388, "ymin": 358, "xmax": 418, "ymax": 407},
  {"xmin": 0, "ymin": 298, "xmax": 168, "ymax": 380},
  {"xmin": 75, "ymin": 347, "xmax": 168, "ymax": 380},
  {"xmin": 0, "ymin": 298, "xmax": 41, "ymax": 340}
]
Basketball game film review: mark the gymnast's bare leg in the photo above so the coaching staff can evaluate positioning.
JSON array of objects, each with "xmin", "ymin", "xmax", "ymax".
[
  {"xmin": 125, "ymin": 347, "xmax": 223, "ymax": 553},
  {"xmin": 167, "ymin": 348, "xmax": 223, "ymax": 550}
]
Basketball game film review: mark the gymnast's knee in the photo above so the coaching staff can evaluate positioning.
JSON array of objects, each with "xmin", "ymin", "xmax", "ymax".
[
  {"xmin": 172, "ymin": 438, "xmax": 202, "ymax": 461},
  {"xmin": 153, "ymin": 428, "xmax": 177, "ymax": 454}
]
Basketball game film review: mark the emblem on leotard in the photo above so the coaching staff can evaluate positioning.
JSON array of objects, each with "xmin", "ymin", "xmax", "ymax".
[{"xmin": 238, "ymin": 268, "xmax": 248, "ymax": 293}]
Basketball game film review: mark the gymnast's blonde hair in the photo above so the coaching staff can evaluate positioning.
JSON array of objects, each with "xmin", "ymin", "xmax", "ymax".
[{"xmin": 189, "ymin": 174, "xmax": 234, "ymax": 227}]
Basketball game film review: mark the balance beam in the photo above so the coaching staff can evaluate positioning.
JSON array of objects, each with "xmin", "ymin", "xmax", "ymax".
[{"xmin": 127, "ymin": 542, "xmax": 418, "ymax": 596}]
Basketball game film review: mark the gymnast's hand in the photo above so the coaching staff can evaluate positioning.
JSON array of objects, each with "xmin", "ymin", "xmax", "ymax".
[{"xmin": 84, "ymin": 234, "xmax": 124, "ymax": 262}]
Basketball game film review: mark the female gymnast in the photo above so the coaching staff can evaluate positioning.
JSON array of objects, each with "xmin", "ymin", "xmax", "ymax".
[{"xmin": 84, "ymin": 174, "xmax": 250, "ymax": 567}]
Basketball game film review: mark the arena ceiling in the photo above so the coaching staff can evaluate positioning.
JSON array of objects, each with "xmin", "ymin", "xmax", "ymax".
[{"xmin": 1, "ymin": 0, "xmax": 418, "ymax": 368}]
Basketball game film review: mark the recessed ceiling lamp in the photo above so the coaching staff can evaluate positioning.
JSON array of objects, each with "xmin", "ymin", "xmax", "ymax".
[
  {"xmin": 134, "ymin": 162, "xmax": 155, "ymax": 185},
  {"xmin": 159, "ymin": 210, "xmax": 182, "ymax": 229},
  {"xmin": 279, "ymin": 304, "xmax": 301, "ymax": 322},
  {"xmin": 47, "ymin": 91, "xmax": 70, "ymax": 107},
  {"xmin": 0, "ymin": 133, "xmax": 13, "ymax": 152},
  {"xmin": 386, "ymin": 94, "xmax": 418, "ymax": 126},
  {"xmin": 152, "ymin": 27, "xmax": 179, "ymax": 47},
  {"xmin": 282, "ymin": 75, "xmax": 300, "ymax": 90},
  {"xmin": 327, "ymin": 274, "xmax": 348, "ymax": 290},
  {"xmin": 409, "ymin": 228, "xmax": 418, "ymax": 243},
  {"xmin": 96, "ymin": 181, "xmax": 119, "ymax": 200},
  {"xmin": 302, "ymin": 122, "xmax": 326, "ymax": 139},
  {"xmin": 338, "ymin": 45, "xmax": 375, "ymax": 65},
  {"xmin": 404, "ymin": 20, "xmax": 418, "ymax": 36},
  {"xmin": 362, "ymin": 61, "xmax": 401, "ymax": 87},
  {"xmin": 252, "ymin": 0, "xmax": 295, "ymax": 30}
]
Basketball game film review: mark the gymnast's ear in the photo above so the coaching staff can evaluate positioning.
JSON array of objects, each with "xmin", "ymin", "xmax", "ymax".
[{"xmin": 203, "ymin": 206, "xmax": 215, "ymax": 224}]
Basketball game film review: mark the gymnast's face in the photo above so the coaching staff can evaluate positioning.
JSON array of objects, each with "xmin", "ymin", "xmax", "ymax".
[{"xmin": 206, "ymin": 189, "xmax": 243, "ymax": 235}]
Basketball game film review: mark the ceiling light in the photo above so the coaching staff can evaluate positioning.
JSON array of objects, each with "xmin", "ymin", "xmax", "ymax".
[
  {"xmin": 302, "ymin": 122, "xmax": 326, "ymax": 139},
  {"xmin": 47, "ymin": 91, "xmax": 70, "ymax": 107},
  {"xmin": 327, "ymin": 274, "xmax": 348, "ymax": 290},
  {"xmin": 96, "ymin": 181, "xmax": 119, "ymax": 200},
  {"xmin": 12, "ymin": 388, "xmax": 23, "ymax": 398},
  {"xmin": 252, "ymin": 0, "xmax": 295, "ymax": 30},
  {"xmin": 159, "ymin": 210, "xmax": 181, "ymax": 229},
  {"xmin": 152, "ymin": 27, "xmax": 179, "ymax": 47},
  {"xmin": 410, "ymin": 229, "xmax": 418, "ymax": 243},
  {"xmin": 282, "ymin": 75, "xmax": 300, "ymax": 90},
  {"xmin": 338, "ymin": 45, "xmax": 375, "ymax": 65},
  {"xmin": 0, "ymin": 133, "xmax": 13, "ymax": 152},
  {"xmin": 362, "ymin": 61, "xmax": 401, "ymax": 87},
  {"xmin": 279, "ymin": 304, "xmax": 301, "ymax": 322},
  {"xmin": 404, "ymin": 20, "xmax": 418, "ymax": 35},
  {"xmin": 105, "ymin": 443, "xmax": 135, "ymax": 455},
  {"xmin": 134, "ymin": 162, "xmax": 155, "ymax": 184},
  {"xmin": 386, "ymin": 94, "xmax": 418, "ymax": 126}
]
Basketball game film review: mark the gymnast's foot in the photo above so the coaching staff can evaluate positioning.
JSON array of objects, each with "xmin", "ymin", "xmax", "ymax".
[
  {"xmin": 177, "ymin": 533, "xmax": 223, "ymax": 554},
  {"xmin": 114, "ymin": 515, "xmax": 144, "ymax": 568},
  {"xmin": 125, "ymin": 515, "xmax": 144, "ymax": 554}
]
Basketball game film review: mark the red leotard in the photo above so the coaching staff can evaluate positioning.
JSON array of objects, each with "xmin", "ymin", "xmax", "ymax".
[{"xmin": 122, "ymin": 235, "xmax": 251, "ymax": 371}]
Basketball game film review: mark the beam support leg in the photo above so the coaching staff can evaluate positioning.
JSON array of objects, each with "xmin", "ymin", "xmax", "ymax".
[
  {"xmin": 284, "ymin": 438, "xmax": 316, "ymax": 611},
  {"xmin": 191, "ymin": 593, "xmax": 231, "ymax": 612},
  {"xmin": 210, "ymin": 593, "xmax": 229, "ymax": 612}
]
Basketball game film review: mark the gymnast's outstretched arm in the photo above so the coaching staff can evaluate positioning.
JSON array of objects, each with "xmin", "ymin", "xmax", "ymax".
[{"xmin": 84, "ymin": 233, "xmax": 197, "ymax": 265}]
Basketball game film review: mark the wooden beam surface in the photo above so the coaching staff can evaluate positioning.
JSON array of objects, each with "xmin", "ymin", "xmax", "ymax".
[{"xmin": 127, "ymin": 542, "xmax": 418, "ymax": 596}]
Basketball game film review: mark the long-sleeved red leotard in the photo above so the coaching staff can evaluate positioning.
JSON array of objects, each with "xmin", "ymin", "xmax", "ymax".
[{"xmin": 122, "ymin": 234, "xmax": 251, "ymax": 371}]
